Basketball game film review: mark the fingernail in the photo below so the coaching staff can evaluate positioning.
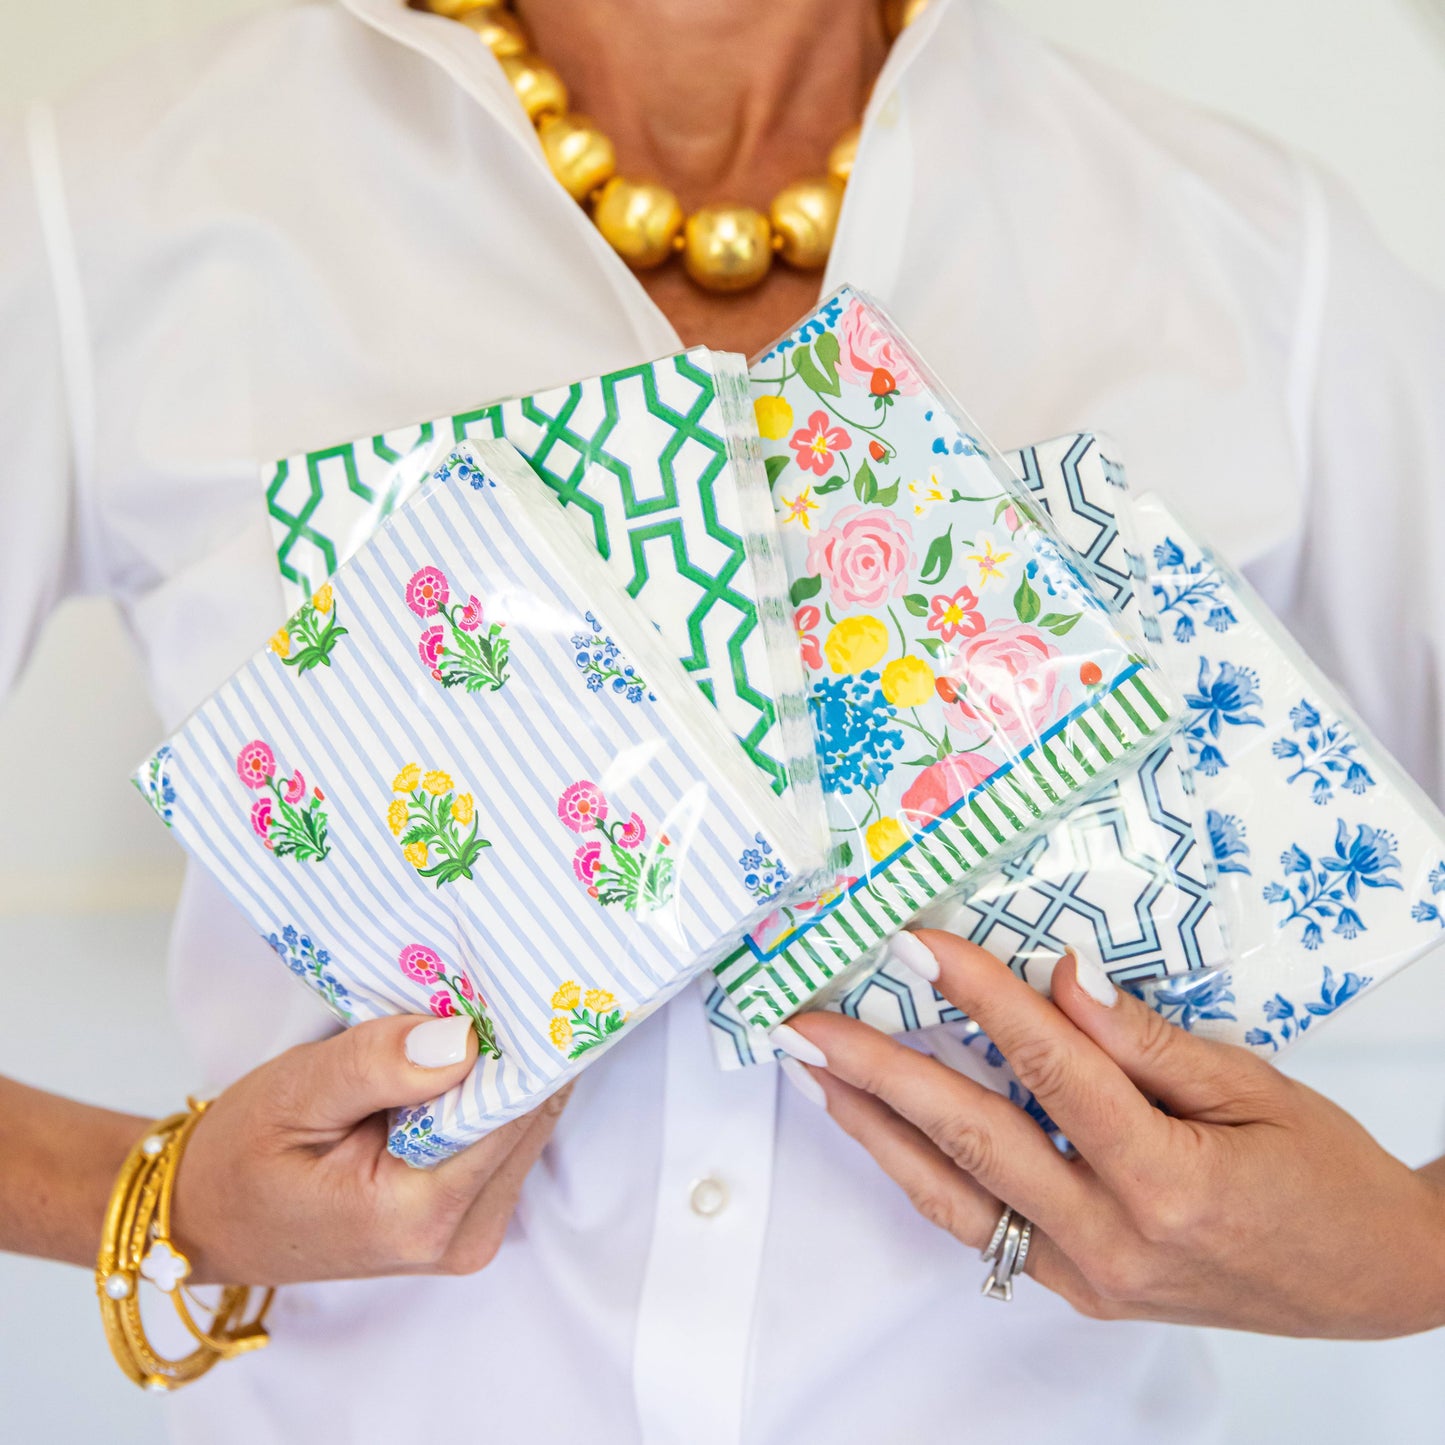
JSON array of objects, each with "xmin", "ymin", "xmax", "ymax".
[
  {"xmin": 405, "ymin": 1015, "xmax": 473, "ymax": 1068},
  {"xmin": 769, "ymin": 1023, "xmax": 828, "ymax": 1067},
  {"xmin": 1069, "ymin": 946, "xmax": 1117, "ymax": 1008},
  {"xmin": 887, "ymin": 929, "xmax": 940, "ymax": 983},
  {"xmin": 779, "ymin": 1057, "xmax": 827, "ymax": 1109}
]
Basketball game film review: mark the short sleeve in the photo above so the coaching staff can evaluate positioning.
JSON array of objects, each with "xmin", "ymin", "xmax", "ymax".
[
  {"xmin": 1274, "ymin": 166, "xmax": 1445, "ymax": 804},
  {"xmin": 0, "ymin": 106, "xmax": 86, "ymax": 703}
]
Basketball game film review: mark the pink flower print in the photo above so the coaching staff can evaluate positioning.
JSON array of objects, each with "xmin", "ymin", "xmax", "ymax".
[
  {"xmin": 806, "ymin": 506, "xmax": 915, "ymax": 608},
  {"xmin": 250, "ymin": 796, "xmax": 273, "ymax": 840},
  {"xmin": 927, "ymin": 585, "xmax": 985, "ymax": 644},
  {"xmin": 795, "ymin": 604, "xmax": 823, "ymax": 670},
  {"xmin": 429, "ymin": 989, "xmax": 456, "ymax": 1018},
  {"xmin": 789, "ymin": 410, "xmax": 851, "ymax": 476},
  {"xmin": 573, "ymin": 839, "xmax": 602, "ymax": 884},
  {"xmin": 418, "ymin": 624, "xmax": 445, "ymax": 680},
  {"xmin": 836, "ymin": 297, "xmax": 925, "ymax": 394},
  {"xmin": 457, "ymin": 595, "xmax": 484, "ymax": 632},
  {"xmin": 899, "ymin": 751, "xmax": 1001, "ymax": 829},
  {"xmin": 399, "ymin": 943, "xmax": 444, "ymax": 986},
  {"xmin": 938, "ymin": 623, "xmax": 1072, "ymax": 749},
  {"xmin": 1002, "ymin": 505, "xmax": 1020, "ymax": 533},
  {"xmin": 236, "ymin": 739, "xmax": 276, "ymax": 790},
  {"xmin": 456, "ymin": 974, "xmax": 475, "ymax": 1001},
  {"xmin": 406, "ymin": 566, "xmax": 450, "ymax": 619},
  {"xmin": 283, "ymin": 770, "xmax": 307, "ymax": 806},
  {"xmin": 557, "ymin": 780, "xmax": 607, "ymax": 833},
  {"xmin": 617, "ymin": 813, "xmax": 646, "ymax": 849}
]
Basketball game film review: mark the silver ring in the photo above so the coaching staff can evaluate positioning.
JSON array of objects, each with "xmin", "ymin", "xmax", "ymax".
[{"xmin": 980, "ymin": 1205, "xmax": 1033, "ymax": 1302}]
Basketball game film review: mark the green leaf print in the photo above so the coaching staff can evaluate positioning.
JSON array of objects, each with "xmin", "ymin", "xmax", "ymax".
[
  {"xmin": 919, "ymin": 526, "xmax": 954, "ymax": 586},
  {"xmin": 790, "ymin": 574, "xmax": 823, "ymax": 607},
  {"xmin": 1013, "ymin": 575, "xmax": 1042, "ymax": 624}
]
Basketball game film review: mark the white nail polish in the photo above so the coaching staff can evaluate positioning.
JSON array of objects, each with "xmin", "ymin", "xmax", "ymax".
[
  {"xmin": 779, "ymin": 1057, "xmax": 827, "ymax": 1109},
  {"xmin": 769, "ymin": 1023, "xmax": 828, "ymax": 1067},
  {"xmin": 887, "ymin": 930, "xmax": 941, "ymax": 983},
  {"xmin": 1069, "ymin": 946, "xmax": 1117, "ymax": 1008},
  {"xmin": 405, "ymin": 1015, "xmax": 473, "ymax": 1068}
]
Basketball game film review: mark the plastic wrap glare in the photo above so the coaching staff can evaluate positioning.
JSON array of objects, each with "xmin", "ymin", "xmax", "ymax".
[
  {"xmin": 261, "ymin": 349, "xmax": 821, "ymax": 822},
  {"xmin": 705, "ymin": 432, "xmax": 1223, "ymax": 1067},
  {"xmin": 1124, "ymin": 492, "xmax": 1445, "ymax": 1054},
  {"xmin": 705, "ymin": 291, "xmax": 1184, "ymax": 1033},
  {"xmin": 135, "ymin": 441, "xmax": 826, "ymax": 1164}
]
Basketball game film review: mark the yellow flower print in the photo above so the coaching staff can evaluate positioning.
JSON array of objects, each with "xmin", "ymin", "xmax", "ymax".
[
  {"xmin": 967, "ymin": 531, "xmax": 1013, "ymax": 585},
  {"xmin": 551, "ymin": 980, "xmax": 581, "ymax": 1011},
  {"xmin": 451, "ymin": 792, "xmax": 475, "ymax": 825},
  {"xmin": 311, "ymin": 583, "xmax": 334, "ymax": 613},
  {"xmin": 268, "ymin": 628, "xmax": 292, "ymax": 659},
  {"xmin": 393, "ymin": 763, "xmax": 421, "ymax": 793},
  {"xmin": 753, "ymin": 395, "xmax": 794, "ymax": 441},
  {"xmin": 824, "ymin": 615, "xmax": 889, "ymax": 674},
  {"xmin": 386, "ymin": 798, "xmax": 408, "ymax": 836},
  {"xmin": 403, "ymin": 841, "xmax": 428, "ymax": 869},
  {"xmin": 584, "ymin": 988, "xmax": 616, "ymax": 1012},
  {"xmin": 905, "ymin": 474, "xmax": 946, "ymax": 517},
  {"xmin": 549, "ymin": 1016, "xmax": 574, "ymax": 1052},
  {"xmin": 865, "ymin": 816, "xmax": 910, "ymax": 862},
  {"xmin": 881, "ymin": 655, "xmax": 935, "ymax": 708},
  {"xmin": 778, "ymin": 488, "xmax": 819, "ymax": 530},
  {"xmin": 422, "ymin": 769, "xmax": 454, "ymax": 796}
]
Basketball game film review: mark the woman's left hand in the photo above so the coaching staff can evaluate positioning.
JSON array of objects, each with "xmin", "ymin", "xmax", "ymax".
[{"xmin": 783, "ymin": 929, "xmax": 1445, "ymax": 1339}]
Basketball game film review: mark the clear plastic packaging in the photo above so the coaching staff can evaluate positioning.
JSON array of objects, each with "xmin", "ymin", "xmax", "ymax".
[
  {"xmin": 706, "ymin": 431, "xmax": 1223, "ymax": 1067},
  {"xmin": 1123, "ymin": 491, "xmax": 1445, "ymax": 1054},
  {"xmin": 706, "ymin": 290, "xmax": 1185, "ymax": 1038},
  {"xmin": 261, "ymin": 348, "xmax": 822, "ymax": 828},
  {"xmin": 135, "ymin": 440, "xmax": 827, "ymax": 1164}
]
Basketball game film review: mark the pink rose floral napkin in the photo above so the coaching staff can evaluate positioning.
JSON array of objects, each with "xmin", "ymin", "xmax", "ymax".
[
  {"xmin": 705, "ymin": 290, "xmax": 1179, "ymax": 1028},
  {"xmin": 135, "ymin": 440, "xmax": 826, "ymax": 1164},
  {"xmin": 706, "ymin": 290, "xmax": 1183, "ymax": 1031}
]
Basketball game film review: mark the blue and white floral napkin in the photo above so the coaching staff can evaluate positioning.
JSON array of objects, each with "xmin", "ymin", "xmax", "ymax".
[
  {"xmin": 1125, "ymin": 492, "xmax": 1445, "ymax": 1053},
  {"xmin": 138, "ymin": 440, "xmax": 826, "ymax": 1163}
]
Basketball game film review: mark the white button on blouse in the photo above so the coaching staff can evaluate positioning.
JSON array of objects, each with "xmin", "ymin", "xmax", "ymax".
[{"xmin": 3, "ymin": 2, "xmax": 1442, "ymax": 1443}]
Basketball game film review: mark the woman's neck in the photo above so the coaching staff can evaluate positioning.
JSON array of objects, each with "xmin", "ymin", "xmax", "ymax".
[
  {"xmin": 514, "ymin": 0, "xmax": 889, "ymax": 354},
  {"xmin": 516, "ymin": 0, "xmax": 887, "ymax": 206}
]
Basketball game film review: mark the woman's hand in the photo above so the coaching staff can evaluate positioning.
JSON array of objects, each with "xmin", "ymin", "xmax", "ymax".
[
  {"xmin": 176, "ymin": 1013, "xmax": 568, "ymax": 1286},
  {"xmin": 783, "ymin": 929, "xmax": 1445, "ymax": 1339}
]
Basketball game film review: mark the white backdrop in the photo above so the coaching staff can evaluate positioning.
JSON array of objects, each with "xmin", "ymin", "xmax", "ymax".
[{"xmin": 1, "ymin": 3, "xmax": 1443, "ymax": 1442}]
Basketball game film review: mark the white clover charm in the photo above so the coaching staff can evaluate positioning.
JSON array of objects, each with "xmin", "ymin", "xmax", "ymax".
[{"xmin": 139, "ymin": 1239, "xmax": 190, "ymax": 1293}]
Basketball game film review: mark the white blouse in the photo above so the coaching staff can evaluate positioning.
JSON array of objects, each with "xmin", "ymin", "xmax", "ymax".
[{"xmin": 4, "ymin": 1, "xmax": 1442, "ymax": 1440}]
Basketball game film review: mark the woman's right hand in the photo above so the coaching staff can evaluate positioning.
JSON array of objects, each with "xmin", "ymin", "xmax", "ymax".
[{"xmin": 175, "ymin": 1014, "xmax": 568, "ymax": 1286}]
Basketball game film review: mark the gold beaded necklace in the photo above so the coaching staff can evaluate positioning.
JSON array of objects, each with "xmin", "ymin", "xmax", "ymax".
[{"xmin": 418, "ymin": 0, "xmax": 931, "ymax": 293}]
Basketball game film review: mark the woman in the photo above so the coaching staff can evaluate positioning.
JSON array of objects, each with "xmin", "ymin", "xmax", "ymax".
[{"xmin": 3, "ymin": 0, "xmax": 1443, "ymax": 1439}]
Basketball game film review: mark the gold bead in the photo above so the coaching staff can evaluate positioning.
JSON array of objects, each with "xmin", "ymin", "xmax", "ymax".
[
  {"xmin": 537, "ymin": 114, "xmax": 617, "ymax": 202},
  {"xmin": 827, "ymin": 125, "xmax": 861, "ymax": 187},
  {"xmin": 882, "ymin": 0, "xmax": 931, "ymax": 40},
  {"xmin": 500, "ymin": 53, "xmax": 568, "ymax": 121},
  {"xmin": 593, "ymin": 177, "xmax": 685, "ymax": 270},
  {"xmin": 457, "ymin": 6, "xmax": 528, "ymax": 57},
  {"xmin": 769, "ymin": 177, "xmax": 843, "ymax": 270},
  {"xmin": 420, "ymin": 0, "xmax": 500, "ymax": 19},
  {"xmin": 682, "ymin": 205, "xmax": 774, "ymax": 293}
]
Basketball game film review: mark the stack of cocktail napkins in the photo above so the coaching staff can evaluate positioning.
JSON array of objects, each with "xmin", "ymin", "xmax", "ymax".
[{"xmin": 135, "ymin": 289, "xmax": 1445, "ymax": 1165}]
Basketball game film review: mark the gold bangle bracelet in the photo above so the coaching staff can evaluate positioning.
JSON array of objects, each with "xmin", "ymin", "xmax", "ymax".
[{"xmin": 95, "ymin": 1098, "xmax": 274, "ymax": 1391}]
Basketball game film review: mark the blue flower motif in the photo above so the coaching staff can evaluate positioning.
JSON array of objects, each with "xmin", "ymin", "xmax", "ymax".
[
  {"xmin": 1280, "ymin": 844, "xmax": 1312, "ymax": 875},
  {"xmin": 1333, "ymin": 906, "xmax": 1364, "ymax": 939},
  {"xmin": 570, "ymin": 612, "xmax": 654, "ymax": 703},
  {"xmin": 738, "ymin": 831, "xmax": 790, "ymax": 901},
  {"xmin": 267, "ymin": 927, "xmax": 355, "ymax": 1022},
  {"xmin": 1181, "ymin": 658, "xmax": 1264, "ymax": 773},
  {"xmin": 137, "ymin": 744, "xmax": 179, "ymax": 826},
  {"xmin": 1145, "ymin": 970, "xmax": 1237, "ymax": 1031},
  {"xmin": 1411, "ymin": 861, "xmax": 1445, "ymax": 929},
  {"xmin": 810, "ymin": 671, "xmax": 905, "ymax": 795},
  {"xmin": 1206, "ymin": 809, "xmax": 1251, "ymax": 876},
  {"xmin": 1430, "ymin": 862, "xmax": 1445, "ymax": 894},
  {"xmin": 1150, "ymin": 537, "xmax": 1239, "ymax": 642},
  {"xmin": 1321, "ymin": 821, "xmax": 1404, "ymax": 900},
  {"xmin": 1302, "ymin": 921, "xmax": 1324, "ymax": 950},
  {"xmin": 1274, "ymin": 697, "xmax": 1374, "ymax": 805},
  {"xmin": 1246, "ymin": 966, "xmax": 1373, "ymax": 1051}
]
